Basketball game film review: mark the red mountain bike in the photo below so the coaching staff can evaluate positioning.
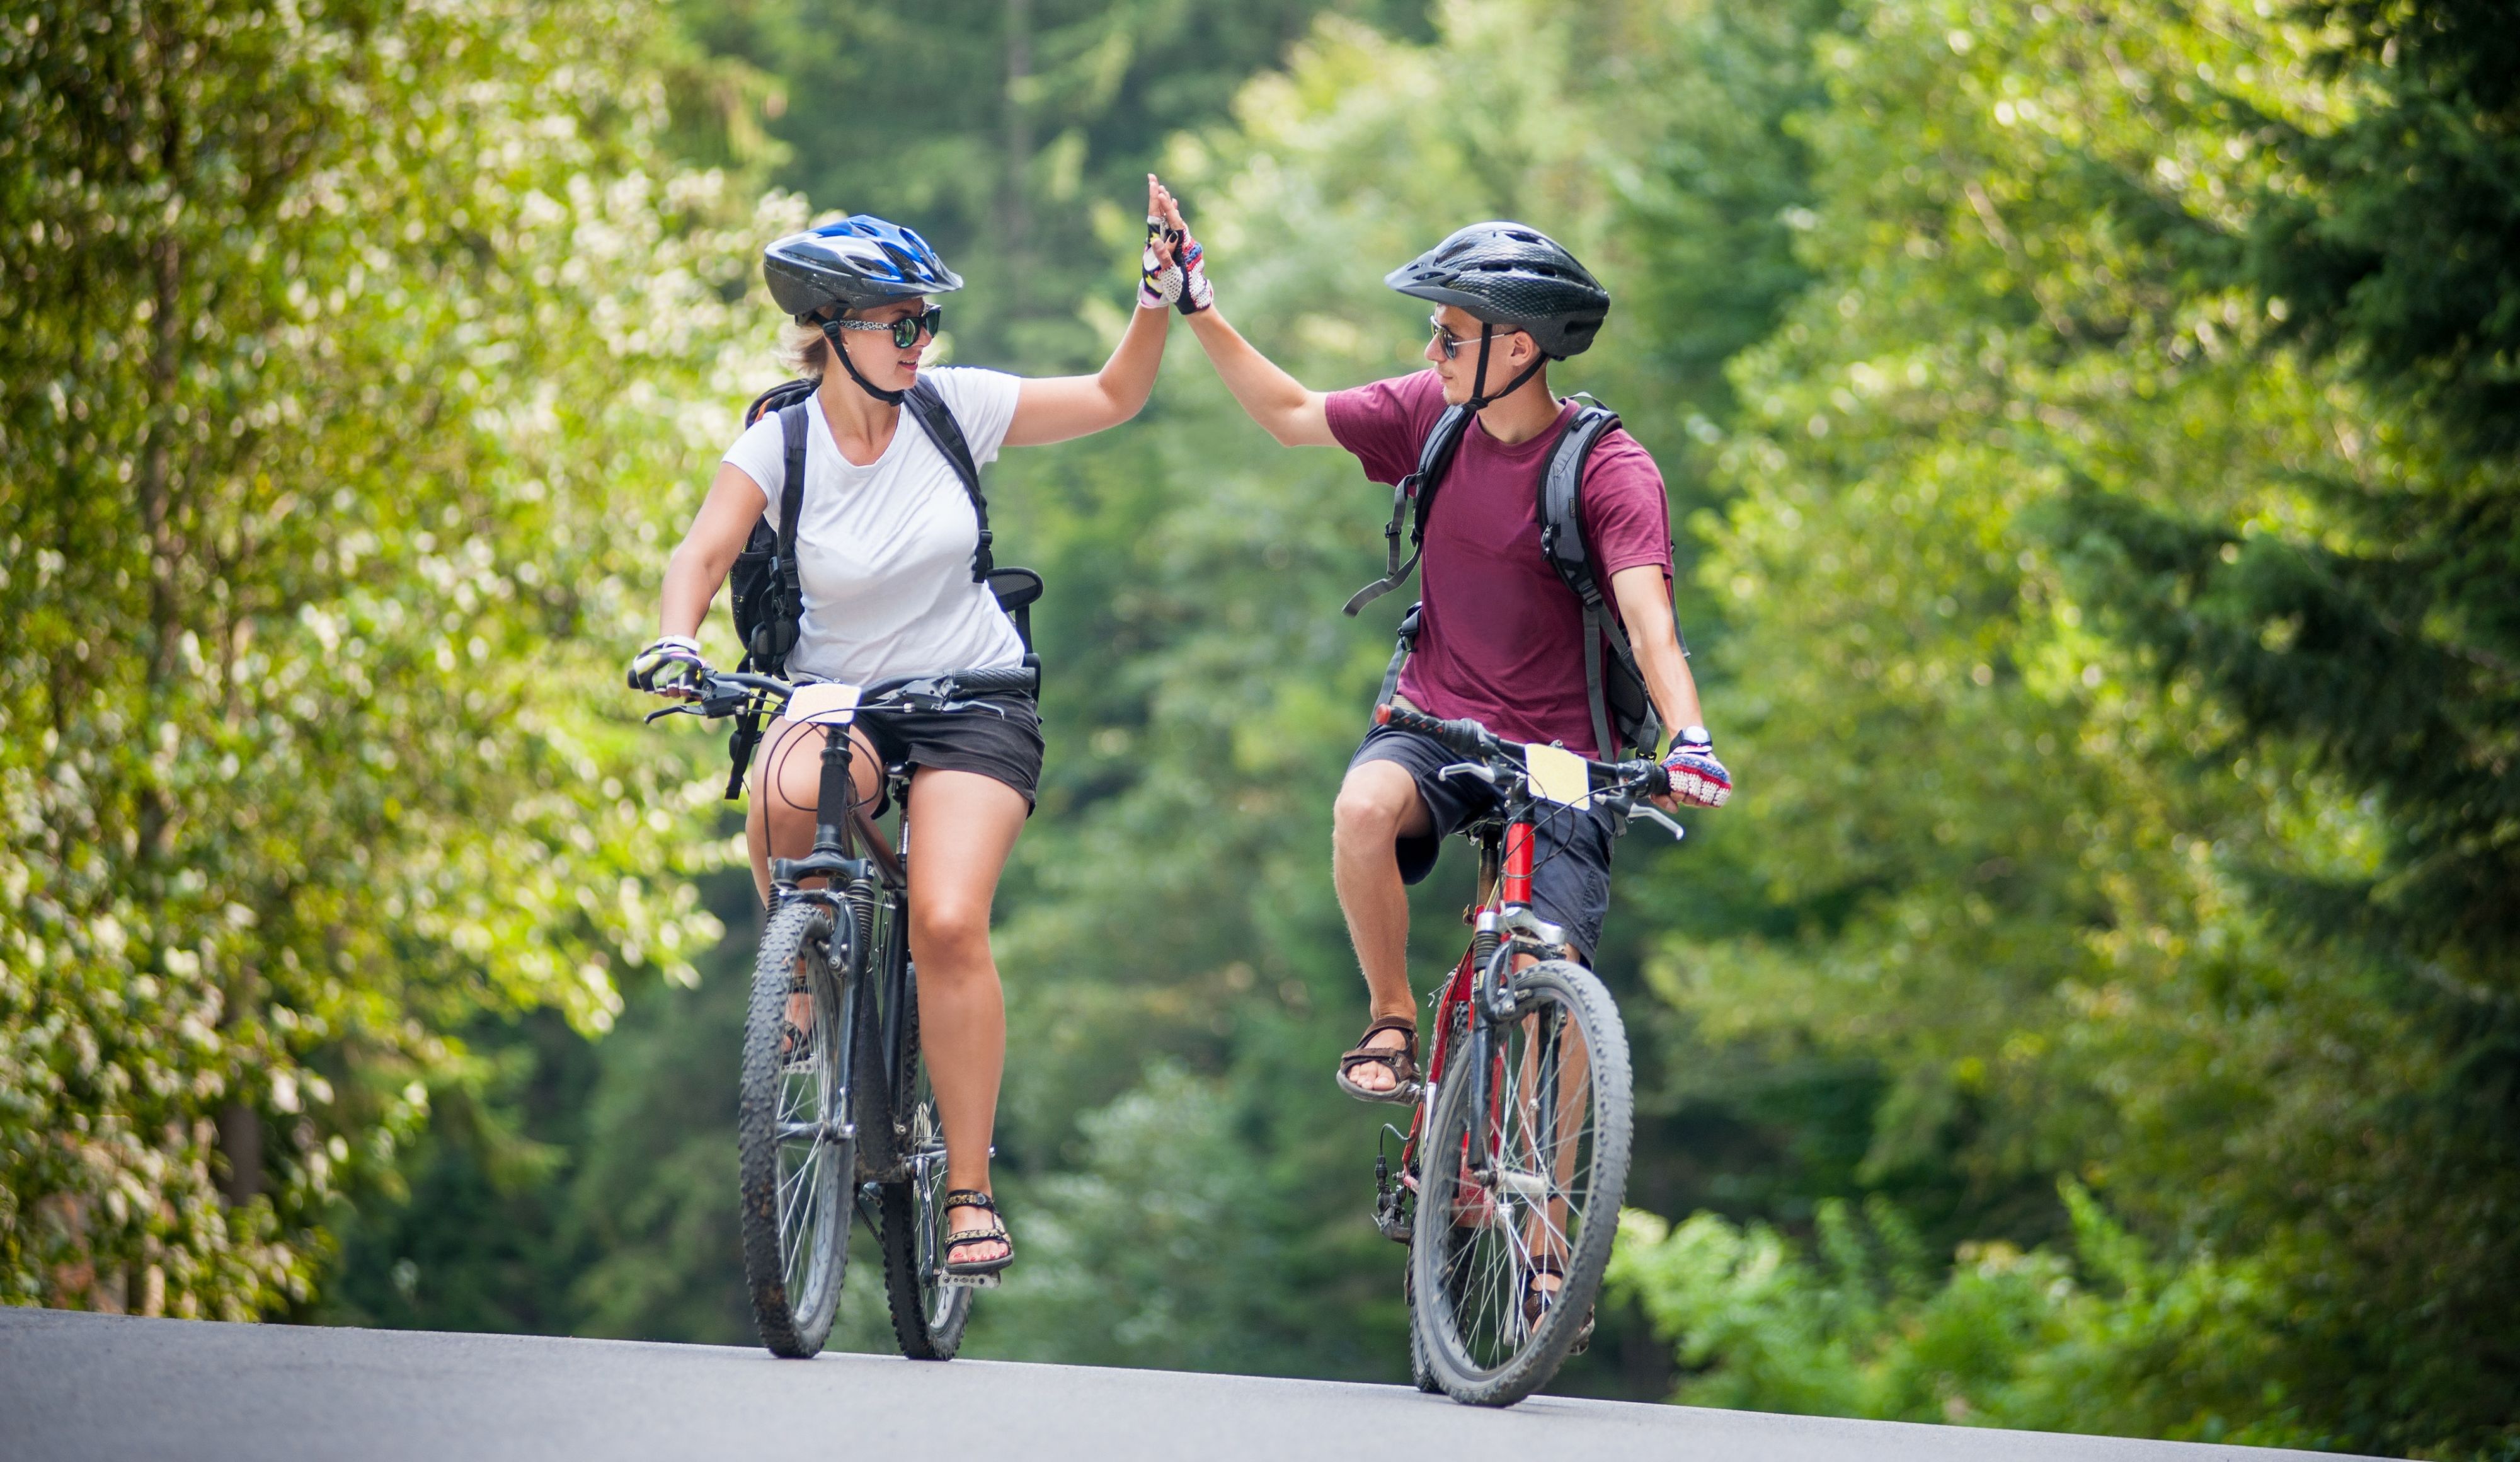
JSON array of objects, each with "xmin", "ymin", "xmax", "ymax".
[{"xmin": 1366, "ymin": 702, "xmax": 1685, "ymax": 1406}]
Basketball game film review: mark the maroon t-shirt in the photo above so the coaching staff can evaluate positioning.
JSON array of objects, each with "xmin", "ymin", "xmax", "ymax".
[{"xmin": 1326, "ymin": 370, "xmax": 1673, "ymax": 761}]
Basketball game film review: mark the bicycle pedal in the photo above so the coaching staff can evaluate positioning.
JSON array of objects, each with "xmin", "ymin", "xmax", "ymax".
[{"xmin": 938, "ymin": 1273, "xmax": 1000, "ymax": 1290}]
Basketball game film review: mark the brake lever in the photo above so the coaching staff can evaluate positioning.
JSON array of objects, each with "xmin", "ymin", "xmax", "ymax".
[
  {"xmin": 643, "ymin": 703, "xmax": 701, "ymax": 723},
  {"xmin": 1437, "ymin": 761, "xmax": 1499, "ymax": 785},
  {"xmin": 1632, "ymin": 802, "xmax": 1688, "ymax": 843}
]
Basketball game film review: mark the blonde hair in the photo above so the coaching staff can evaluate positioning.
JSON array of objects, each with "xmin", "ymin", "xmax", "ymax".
[{"xmin": 778, "ymin": 317, "xmax": 829, "ymax": 381}]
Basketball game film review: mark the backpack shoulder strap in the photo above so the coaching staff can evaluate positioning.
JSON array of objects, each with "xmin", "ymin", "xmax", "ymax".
[
  {"xmin": 748, "ymin": 376, "xmax": 818, "ymax": 429},
  {"xmin": 771, "ymin": 400, "xmax": 811, "ymax": 661},
  {"xmin": 1538, "ymin": 400, "xmax": 1621, "ymax": 607},
  {"xmin": 1537, "ymin": 399, "xmax": 1652, "ymax": 759},
  {"xmin": 902, "ymin": 377, "xmax": 993, "ymax": 581},
  {"xmin": 1345, "ymin": 403, "xmax": 1473, "ymax": 616},
  {"xmin": 775, "ymin": 401, "xmax": 810, "ymax": 565}
]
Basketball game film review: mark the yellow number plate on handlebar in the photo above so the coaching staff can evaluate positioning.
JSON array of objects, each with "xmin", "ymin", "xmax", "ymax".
[
  {"xmin": 1524, "ymin": 742, "xmax": 1589, "ymax": 806},
  {"xmin": 787, "ymin": 681, "xmax": 862, "ymax": 728}
]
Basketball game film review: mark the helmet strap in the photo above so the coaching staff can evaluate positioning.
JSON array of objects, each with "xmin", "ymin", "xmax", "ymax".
[
  {"xmin": 819, "ymin": 318, "xmax": 906, "ymax": 406},
  {"xmin": 1463, "ymin": 325, "xmax": 1547, "ymax": 413}
]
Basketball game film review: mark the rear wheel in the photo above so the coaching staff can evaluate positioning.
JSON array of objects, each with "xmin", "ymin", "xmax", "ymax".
[
  {"xmin": 737, "ymin": 901, "xmax": 857, "ymax": 1358},
  {"xmin": 1409, "ymin": 960, "xmax": 1630, "ymax": 1407},
  {"xmin": 878, "ymin": 974, "xmax": 974, "ymax": 1358}
]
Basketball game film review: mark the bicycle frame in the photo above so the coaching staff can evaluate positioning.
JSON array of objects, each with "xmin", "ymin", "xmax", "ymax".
[
  {"xmin": 1368, "ymin": 702, "xmax": 1680, "ymax": 1244},
  {"xmin": 757, "ymin": 720, "xmax": 937, "ymax": 1194}
]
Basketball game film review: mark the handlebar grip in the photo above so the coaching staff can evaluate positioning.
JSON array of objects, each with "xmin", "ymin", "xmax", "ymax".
[
  {"xmin": 1375, "ymin": 703, "xmax": 1491, "ymax": 757},
  {"xmin": 953, "ymin": 665, "xmax": 1040, "ymax": 695}
]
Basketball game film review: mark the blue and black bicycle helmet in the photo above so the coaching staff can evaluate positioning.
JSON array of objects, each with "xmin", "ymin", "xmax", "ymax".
[
  {"xmin": 1386, "ymin": 222, "xmax": 1608, "ymax": 360},
  {"xmin": 763, "ymin": 215, "xmax": 963, "ymax": 319}
]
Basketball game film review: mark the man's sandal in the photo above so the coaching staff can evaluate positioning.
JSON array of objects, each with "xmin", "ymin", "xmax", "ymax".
[
  {"xmin": 1523, "ymin": 1258, "xmax": 1595, "ymax": 1354},
  {"xmin": 941, "ymin": 1189, "xmax": 1016, "ymax": 1280},
  {"xmin": 1336, "ymin": 1016, "xmax": 1421, "ymax": 1104}
]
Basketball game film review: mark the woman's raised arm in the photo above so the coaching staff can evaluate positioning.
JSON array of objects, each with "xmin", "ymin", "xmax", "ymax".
[{"xmin": 1002, "ymin": 300, "xmax": 1170, "ymax": 447}]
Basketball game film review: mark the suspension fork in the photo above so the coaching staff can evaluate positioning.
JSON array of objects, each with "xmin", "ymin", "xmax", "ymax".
[{"xmin": 878, "ymin": 873, "xmax": 912, "ymax": 1122}]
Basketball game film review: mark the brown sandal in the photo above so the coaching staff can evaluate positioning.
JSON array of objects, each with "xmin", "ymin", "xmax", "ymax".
[
  {"xmin": 1523, "ymin": 1258, "xmax": 1594, "ymax": 1354},
  {"xmin": 1336, "ymin": 1016, "xmax": 1421, "ymax": 1103}
]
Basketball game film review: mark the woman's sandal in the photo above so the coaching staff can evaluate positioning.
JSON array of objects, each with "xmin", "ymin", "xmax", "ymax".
[
  {"xmin": 1336, "ymin": 1016, "xmax": 1421, "ymax": 1104},
  {"xmin": 779, "ymin": 974, "xmax": 815, "ymax": 1071},
  {"xmin": 941, "ymin": 1189, "xmax": 1016, "ymax": 1281},
  {"xmin": 1523, "ymin": 1258, "xmax": 1595, "ymax": 1354}
]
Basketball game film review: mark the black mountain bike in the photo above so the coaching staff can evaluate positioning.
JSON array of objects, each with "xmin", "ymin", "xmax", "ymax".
[
  {"xmin": 1366, "ymin": 702, "xmax": 1685, "ymax": 1406},
  {"xmin": 646, "ymin": 664, "xmax": 1035, "ymax": 1360}
]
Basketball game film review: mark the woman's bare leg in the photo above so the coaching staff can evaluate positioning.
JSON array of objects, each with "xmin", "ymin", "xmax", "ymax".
[
  {"xmin": 745, "ymin": 717, "xmax": 885, "ymax": 904},
  {"xmin": 747, "ymin": 718, "xmax": 885, "ymax": 1042},
  {"xmin": 899, "ymin": 767, "xmax": 1029, "ymax": 1265}
]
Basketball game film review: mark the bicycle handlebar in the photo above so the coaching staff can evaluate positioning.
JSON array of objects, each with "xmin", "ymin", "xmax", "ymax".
[
  {"xmin": 648, "ymin": 663, "xmax": 1041, "ymax": 725},
  {"xmin": 1375, "ymin": 703, "xmax": 1671, "ymax": 799}
]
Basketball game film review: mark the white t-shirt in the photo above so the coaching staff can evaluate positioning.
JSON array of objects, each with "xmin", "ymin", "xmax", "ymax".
[{"xmin": 721, "ymin": 367, "xmax": 1028, "ymax": 686}]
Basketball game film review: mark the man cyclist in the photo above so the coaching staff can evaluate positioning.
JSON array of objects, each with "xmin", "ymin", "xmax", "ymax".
[{"xmin": 1143, "ymin": 180, "xmax": 1731, "ymax": 1106}]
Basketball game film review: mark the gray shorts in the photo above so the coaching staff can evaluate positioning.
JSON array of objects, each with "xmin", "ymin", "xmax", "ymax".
[
  {"xmin": 764, "ymin": 692, "xmax": 1043, "ymax": 820},
  {"xmin": 1348, "ymin": 722, "xmax": 1617, "ymax": 958}
]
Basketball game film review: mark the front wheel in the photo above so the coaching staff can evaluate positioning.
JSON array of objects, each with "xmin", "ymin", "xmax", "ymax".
[
  {"xmin": 736, "ymin": 901, "xmax": 857, "ymax": 1358},
  {"xmin": 878, "ymin": 975, "xmax": 974, "ymax": 1358},
  {"xmin": 1410, "ymin": 960, "xmax": 1631, "ymax": 1407}
]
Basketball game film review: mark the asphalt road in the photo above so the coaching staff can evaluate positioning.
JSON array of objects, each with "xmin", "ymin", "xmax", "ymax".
[{"xmin": 0, "ymin": 1307, "xmax": 2385, "ymax": 1461}]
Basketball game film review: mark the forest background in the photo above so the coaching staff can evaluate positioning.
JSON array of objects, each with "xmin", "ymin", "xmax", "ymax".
[{"xmin": 4, "ymin": 0, "xmax": 2514, "ymax": 1455}]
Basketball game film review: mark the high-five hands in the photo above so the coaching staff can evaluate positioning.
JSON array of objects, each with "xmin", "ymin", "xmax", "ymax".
[{"xmin": 1139, "ymin": 175, "xmax": 1211, "ymax": 315}]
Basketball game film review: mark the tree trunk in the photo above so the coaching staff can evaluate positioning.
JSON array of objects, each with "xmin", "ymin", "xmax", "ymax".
[{"xmin": 1002, "ymin": 0, "xmax": 1032, "ymax": 308}]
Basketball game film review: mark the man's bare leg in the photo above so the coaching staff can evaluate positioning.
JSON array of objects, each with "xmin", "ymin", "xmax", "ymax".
[{"xmin": 1331, "ymin": 760, "xmax": 1434, "ymax": 1093}]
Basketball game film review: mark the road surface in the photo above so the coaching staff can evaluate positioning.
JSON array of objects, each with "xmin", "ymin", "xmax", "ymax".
[{"xmin": 0, "ymin": 1307, "xmax": 2383, "ymax": 1461}]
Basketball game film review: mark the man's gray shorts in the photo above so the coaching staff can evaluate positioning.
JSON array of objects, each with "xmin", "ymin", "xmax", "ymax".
[{"xmin": 1348, "ymin": 722, "xmax": 1617, "ymax": 958}]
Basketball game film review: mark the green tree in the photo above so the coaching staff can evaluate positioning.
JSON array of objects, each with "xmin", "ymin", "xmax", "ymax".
[
  {"xmin": 2054, "ymin": 0, "xmax": 2520, "ymax": 1440},
  {"xmin": 679, "ymin": 0, "xmax": 1432, "ymax": 364},
  {"xmin": 0, "ymin": 0, "xmax": 764, "ymax": 1315},
  {"xmin": 1615, "ymin": 0, "xmax": 2519, "ymax": 1450}
]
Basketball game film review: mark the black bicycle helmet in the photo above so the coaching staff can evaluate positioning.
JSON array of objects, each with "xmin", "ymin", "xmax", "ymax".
[
  {"xmin": 1385, "ymin": 222, "xmax": 1609, "ymax": 359},
  {"xmin": 763, "ymin": 215, "xmax": 963, "ymax": 318}
]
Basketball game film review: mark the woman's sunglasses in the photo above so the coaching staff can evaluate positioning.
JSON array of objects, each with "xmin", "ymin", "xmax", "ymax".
[{"xmin": 825, "ymin": 305, "xmax": 944, "ymax": 350}]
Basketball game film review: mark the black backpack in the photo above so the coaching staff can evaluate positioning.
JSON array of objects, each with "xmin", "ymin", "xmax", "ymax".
[
  {"xmin": 1344, "ymin": 394, "xmax": 1677, "ymax": 761},
  {"xmin": 719, "ymin": 377, "xmax": 1045, "ymax": 798}
]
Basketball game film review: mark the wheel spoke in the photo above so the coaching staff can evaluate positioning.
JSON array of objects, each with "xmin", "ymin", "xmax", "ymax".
[{"xmin": 1416, "ymin": 966, "xmax": 1629, "ymax": 1395}]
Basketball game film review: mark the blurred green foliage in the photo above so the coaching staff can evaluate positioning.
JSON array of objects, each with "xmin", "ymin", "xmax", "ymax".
[
  {"xmin": 11, "ymin": 0, "xmax": 2515, "ymax": 1454},
  {"xmin": 0, "ymin": 0, "xmax": 770, "ymax": 1314}
]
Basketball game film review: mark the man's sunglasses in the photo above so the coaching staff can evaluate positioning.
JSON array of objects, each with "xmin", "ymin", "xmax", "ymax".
[
  {"xmin": 825, "ymin": 305, "xmax": 944, "ymax": 350},
  {"xmin": 1429, "ymin": 314, "xmax": 1506, "ymax": 360}
]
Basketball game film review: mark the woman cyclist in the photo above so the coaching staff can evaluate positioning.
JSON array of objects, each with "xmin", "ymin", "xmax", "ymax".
[{"xmin": 627, "ymin": 183, "xmax": 1179, "ymax": 1279}]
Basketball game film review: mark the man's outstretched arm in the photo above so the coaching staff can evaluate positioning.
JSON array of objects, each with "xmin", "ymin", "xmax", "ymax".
[
  {"xmin": 1152, "ymin": 178, "xmax": 1337, "ymax": 447},
  {"xmin": 1182, "ymin": 308, "xmax": 1337, "ymax": 447}
]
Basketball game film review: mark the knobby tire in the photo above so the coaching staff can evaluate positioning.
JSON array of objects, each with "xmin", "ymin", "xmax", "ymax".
[
  {"xmin": 1409, "ymin": 959, "xmax": 1632, "ymax": 1407},
  {"xmin": 876, "ymin": 973, "xmax": 974, "ymax": 1358},
  {"xmin": 737, "ymin": 901, "xmax": 856, "ymax": 1358}
]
